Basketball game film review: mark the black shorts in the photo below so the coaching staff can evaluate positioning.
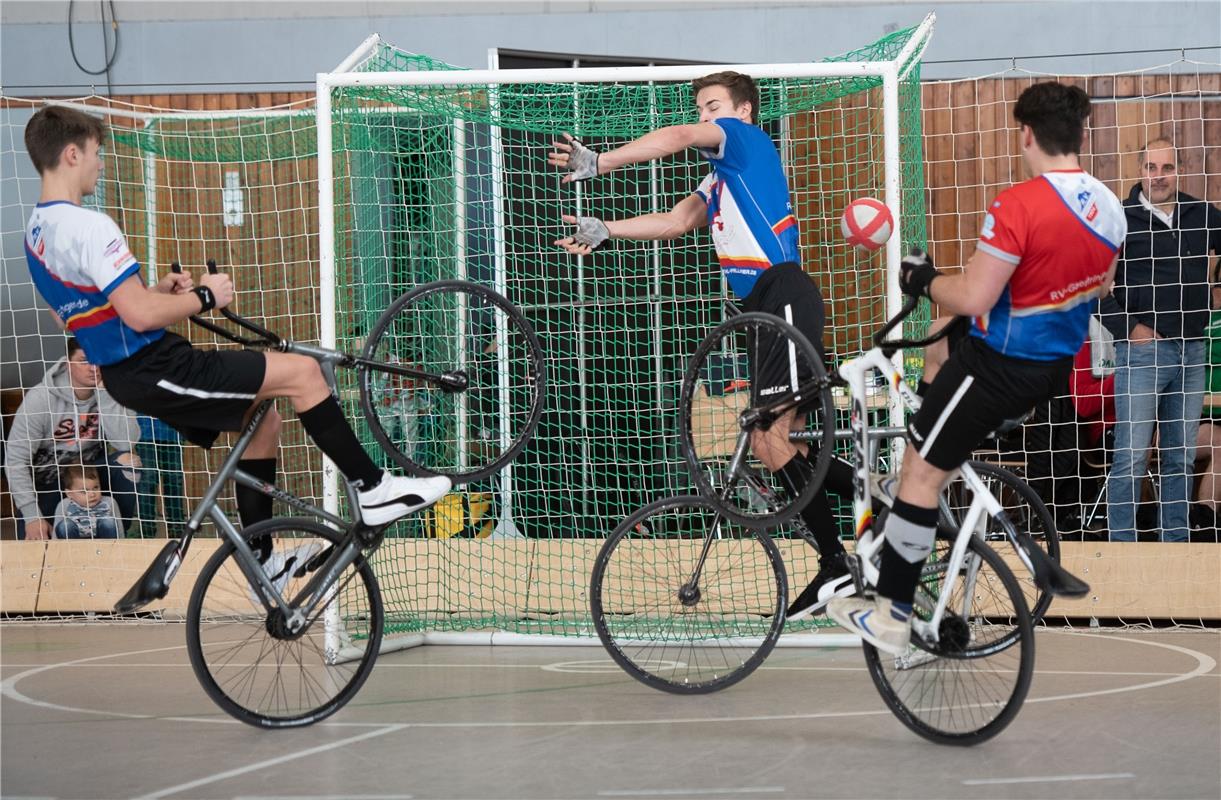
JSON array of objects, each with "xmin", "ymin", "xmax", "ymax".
[
  {"xmin": 100, "ymin": 332, "xmax": 266, "ymax": 449},
  {"xmin": 741, "ymin": 262, "xmax": 827, "ymax": 405},
  {"xmin": 908, "ymin": 335, "xmax": 1071, "ymax": 471}
]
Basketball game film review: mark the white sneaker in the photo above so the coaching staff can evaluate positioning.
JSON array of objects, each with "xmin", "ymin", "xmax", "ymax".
[
  {"xmin": 827, "ymin": 595, "xmax": 912, "ymax": 656},
  {"xmin": 357, "ymin": 471, "xmax": 451, "ymax": 526}
]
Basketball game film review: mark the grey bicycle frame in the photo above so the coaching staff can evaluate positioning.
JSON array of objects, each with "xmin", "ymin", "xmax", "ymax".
[{"xmin": 182, "ymin": 342, "xmax": 370, "ymax": 636}]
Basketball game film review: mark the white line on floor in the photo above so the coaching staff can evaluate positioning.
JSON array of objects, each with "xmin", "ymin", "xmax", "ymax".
[
  {"xmin": 963, "ymin": 773, "xmax": 1135, "ymax": 786},
  {"xmin": 233, "ymin": 795, "xmax": 413, "ymax": 799},
  {"xmin": 135, "ymin": 725, "xmax": 407, "ymax": 800},
  {"xmin": 600, "ymin": 788, "xmax": 785, "ymax": 797}
]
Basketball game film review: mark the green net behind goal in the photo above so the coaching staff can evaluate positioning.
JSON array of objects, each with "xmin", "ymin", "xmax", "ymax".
[{"xmin": 323, "ymin": 27, "xmax": 930, "ymax": 638}]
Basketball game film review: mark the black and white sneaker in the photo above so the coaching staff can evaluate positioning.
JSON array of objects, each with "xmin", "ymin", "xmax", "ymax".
[
  {"xmin": 786, "ymin": 552, "xmax": 856, "ymax": 621},
  {"xmin": 357, "ymin": 471, "xmax": 451, "ymax": 526}
]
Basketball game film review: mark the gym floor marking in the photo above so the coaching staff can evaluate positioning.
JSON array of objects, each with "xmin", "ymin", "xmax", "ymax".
[
  {"xmin": 962, "ymin": 773, "xmax": 1136, "ymax": 785},
  {"xmin": 599, "ymin": 788, "xmax": 785, "ymax": 796}
]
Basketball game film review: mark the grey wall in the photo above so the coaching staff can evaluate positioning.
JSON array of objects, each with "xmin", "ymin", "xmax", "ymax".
[
  {"xmin": 2, "ymin": 1, "xmax": 1218, "ymax": 389},
  {"xmin": 3, "ymin": 1, "xmax": 1218, "ymax": 92}
]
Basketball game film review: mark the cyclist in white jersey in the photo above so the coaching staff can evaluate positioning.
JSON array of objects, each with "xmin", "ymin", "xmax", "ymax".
[
  {"xmin": 22, "ymin": 106, "xmax": 449, "ymax": 535},
  {"xmin": 549, "ymin": 72, "xmax": 857, "ymax": 619}
]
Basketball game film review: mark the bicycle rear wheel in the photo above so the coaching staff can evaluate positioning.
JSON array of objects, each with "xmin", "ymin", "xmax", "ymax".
[
  {"xmin": 938, "ymin": 460, "xmax": 1060, "ymax": 623},
  {"xmin": 863, "ymin": 537, "xmax": 1034, "ymax": 745},
  {"xmin": 679, "ymin": 312, "xmax": 835, "ymax": 529},
  {"xmin": 186, "ymin": 519, "xmax": 383, "ymax": 728},
  {"xmin": 590, "ymin": 495, "xmax": 788, "ymax": 694},
  {"xmin": 360, "ymin": 280, "xmax": 546, "ymax": 483}
]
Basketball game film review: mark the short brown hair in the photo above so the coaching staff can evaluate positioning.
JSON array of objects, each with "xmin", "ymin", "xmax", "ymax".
[
  {"xmin": 61, "ymin": 464, "xmax": 100, "ymax": 490},
  {"xmin": 24, "ymin": 105, "xmax": 107, "ymax": 175},
  {"xmin": 692, "ymin": 71, "xmax": 760, "ymax": 124},
  {"xmin": 1012, "ymin": 81, "xmax": 1091, "ymax": 156}
]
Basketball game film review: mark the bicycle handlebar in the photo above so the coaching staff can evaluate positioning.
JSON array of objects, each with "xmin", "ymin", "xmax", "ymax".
[
  {"xmin": 171, "ymin": 260, "xmax": 281, "ymax": 348},
  {"xmin": 872, "ymin": 295, "xmax": 962, "ymax": 356}
]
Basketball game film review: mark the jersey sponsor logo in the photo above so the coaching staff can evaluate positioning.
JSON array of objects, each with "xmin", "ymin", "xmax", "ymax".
[
  {"xmin": 56, "ymin": 297, "xmax": 92, "ymax": 318},
  {"xmin": 104, "ymin": 238, "xmax": 123, "ymax": 256},
  {"xmin": 1086, "ymin": 203, "xmax": 1099, "ymax": 222},
  {"xmin": 981, "ymin": 212, "xmax": 997, "ymax": 240}
]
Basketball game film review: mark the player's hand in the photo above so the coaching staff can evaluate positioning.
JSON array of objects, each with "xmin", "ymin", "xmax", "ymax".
[
  {"xmin": 548, "ymin": 133, "xmax": 599, "ymax": 183},
  {"xmin": 24, "ymin": 518, "xmax": 51, "ymax": 540},
  {"xmin": 553, "ymin": 214, "xmax": 610, "ymax": 255},
  {"xmin": 200, "ymin": 272, "xmax": 235, "ymax": 310},
  {"xmin": 899, "ymin": 248, "xmax": 940, "ymax": 298},
  {"xmin": 156, "ymin": 271, "xmax": 194, "ymax": 295}
]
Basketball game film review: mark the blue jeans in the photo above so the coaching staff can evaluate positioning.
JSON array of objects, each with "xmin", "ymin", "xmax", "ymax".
[{"xmin": 1107, "ymin": 339, "xmax": 1206, "ymax": 542}]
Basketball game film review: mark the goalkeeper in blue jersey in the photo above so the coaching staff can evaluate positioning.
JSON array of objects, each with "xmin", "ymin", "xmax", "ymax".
[{"xmin": 549, "ymin": 71, "xmax": 854, "ymax": 619}]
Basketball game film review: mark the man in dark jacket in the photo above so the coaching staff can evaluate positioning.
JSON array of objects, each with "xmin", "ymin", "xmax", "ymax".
[{"xmin": 1100, "ymin": 139, "xmax": 1221, "ymax": 541}]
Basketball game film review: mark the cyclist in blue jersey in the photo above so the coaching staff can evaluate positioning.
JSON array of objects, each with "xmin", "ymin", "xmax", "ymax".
[
  {"xmin": 22, "ymin": 106, "xmax": 449, "ymax": 536},
  {"xmin": 829, "ymin": 82, "xmax": 1124, "ymax": 654},
  {"xmin": 549, "ymin": 71, "xmax": 855, "ymax": 619}
]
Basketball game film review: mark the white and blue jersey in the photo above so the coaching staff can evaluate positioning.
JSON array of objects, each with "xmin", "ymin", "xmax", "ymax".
[
  {"xmin": 25, "ymin": 202, "xmax": 162, "ymax": 366},
  {"xmin": 694, "ymin": 117, "xmax": 801, "ymax": 299}
]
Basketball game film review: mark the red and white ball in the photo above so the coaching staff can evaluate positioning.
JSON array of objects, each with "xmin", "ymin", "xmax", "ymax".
[{"xmin": 840, "ymin": 197, "xmax": 894, "ymax": 252}]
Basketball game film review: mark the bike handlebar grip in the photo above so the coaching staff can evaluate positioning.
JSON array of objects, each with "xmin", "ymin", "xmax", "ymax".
[{"xmin": 206, "ymin": 259, "xmax": 219, "ymax": 275}]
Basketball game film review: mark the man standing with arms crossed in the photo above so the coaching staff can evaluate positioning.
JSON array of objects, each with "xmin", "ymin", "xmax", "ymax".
[{"xmin": 1100, "ymin": 139, "xmax": 1221, "ymax": 542}]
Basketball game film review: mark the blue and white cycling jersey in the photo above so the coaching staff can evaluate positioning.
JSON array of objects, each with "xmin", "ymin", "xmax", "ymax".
[
  {"xmin": 25, "ymin": 202, "xmax": 162, "ymax": 366},
  {"xmin": 694, "ymin": 117, "xmax": 801, "ymax": 298}
]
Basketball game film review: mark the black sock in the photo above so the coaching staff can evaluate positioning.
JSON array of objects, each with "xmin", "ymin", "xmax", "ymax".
[
  {"xmin": 236, "ymin": 458, "xmax": 276, "ymax": 528},
  {"xmin": 777, "ymin": 454, "xmax": 846, "ymax": 559},
  {"xmin": 876, "ymin": 498, "xmax": 939, "ymax": 605},
  {"xmin": 298, "ymin": 396, "xmax": 382, "ymax": 489}
]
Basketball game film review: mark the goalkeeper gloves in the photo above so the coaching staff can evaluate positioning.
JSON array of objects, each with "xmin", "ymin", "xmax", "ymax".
[
  {"xmin": 899, "ymin": 248, "xmax": 940, "ymax": 298},
  {"xmin": 562, "ymin": 138, "xmax": 599, "ymax": 182},
  {"xmin": 569, "ymin": 216, "xmax": 611, "ymax": 250}
]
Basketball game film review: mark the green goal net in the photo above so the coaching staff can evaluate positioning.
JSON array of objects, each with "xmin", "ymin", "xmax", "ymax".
[{"xmin": 321, "ymin": 24, "xmax": 931, "ymax": 641}]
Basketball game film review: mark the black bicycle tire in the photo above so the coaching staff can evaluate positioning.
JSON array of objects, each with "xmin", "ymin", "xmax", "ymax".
[
  {"xmin": 359, "ymin": 279, "xmax": 546, "ymax": 483},
  {"xmin": 185, "ymin": 518, "xmax": 384, "ymax": 729},
  {"xmin": 863, "ymin": 537, "xmax": 1035, "ymax": 745},
  {"xmin": 590, "ymin": 495, "xmax": 788, "ymax": 694},
  {"xmin": 679, "ymin": 312, "xmax": 835, "ymax": 529}
]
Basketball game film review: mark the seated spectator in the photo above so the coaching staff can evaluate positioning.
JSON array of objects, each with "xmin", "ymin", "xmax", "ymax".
[
  {"xmin": 53, "ymin": 465, "xmax": 123, "ymax": 539},
  {"xmin": 4, "ymin": 337, "xmax": 142, "ymax": 540}
]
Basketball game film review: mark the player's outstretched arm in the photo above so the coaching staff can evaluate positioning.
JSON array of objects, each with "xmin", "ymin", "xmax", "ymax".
[
  {"xmin": 107, "ymin": 271, "xmax": 235, "ymax": 332},
  {"xmin": 549, "ymin": 124, "xmax": 725, "ymax": 183},
  {"xmin": 553, "ymin": 193, "xmax": 707, "ymax": 255}
]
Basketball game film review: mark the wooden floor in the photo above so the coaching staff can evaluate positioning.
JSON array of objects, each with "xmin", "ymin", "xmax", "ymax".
[{"xmin": 2, "ymin": 624, "xmax": 1218, "ymax": 800}]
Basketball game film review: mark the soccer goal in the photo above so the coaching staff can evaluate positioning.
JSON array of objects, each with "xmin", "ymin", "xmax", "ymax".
[{"xmin": 314, "ymin": 17, "xmax": 934, "ymax": 650}]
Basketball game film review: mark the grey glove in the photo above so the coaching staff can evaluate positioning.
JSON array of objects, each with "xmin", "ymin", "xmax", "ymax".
[
  {"xmin": 571, "ymin": 216, "xmax": 610, "ymax": 250},
  {"xmin": 565, "ymin": 138, "xmax": 600, "ymax": 182}
]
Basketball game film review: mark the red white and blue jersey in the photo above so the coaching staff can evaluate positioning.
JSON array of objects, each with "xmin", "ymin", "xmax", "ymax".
[
  {"xmin": 970, "ymin": 170, "xmax": 1126, "ymax": 360},
  {"xmin": 694, "ymin": 118, "xmax": 800, "ymax": 299},
  {"xmin": 25, "ymin": 202, "xmax": 162, "ymax": 365}
]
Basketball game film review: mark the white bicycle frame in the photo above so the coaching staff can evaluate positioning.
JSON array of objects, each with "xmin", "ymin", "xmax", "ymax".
[{"xmin": 837, "ymin": 345, "xmax": 1010, "ymax": 646}]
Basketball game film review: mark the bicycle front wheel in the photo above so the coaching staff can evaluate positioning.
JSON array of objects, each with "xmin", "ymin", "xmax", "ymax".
[
  {"xmin": 186, "ymin": 518, "xmax": 384, "ymax": 728},
  {"xmin": 863, "ymin": 537, "xmax": 1035, "ymax": 745},
  {"xmin": 679, "ymin": 312, "xmax": 835, "ymax": 529},
  {"xmin": 590, "ymin": 495, "xmax": 788, "ymax": 694},
  {"xmin": 360, "ymin": 280, "xmax": 546, "ymax": 483}
]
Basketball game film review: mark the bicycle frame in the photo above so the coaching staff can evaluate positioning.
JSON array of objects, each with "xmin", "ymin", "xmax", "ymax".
[{"xmin": 116, "ymin": 260, "xmax": 464, "ymax": 629}]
